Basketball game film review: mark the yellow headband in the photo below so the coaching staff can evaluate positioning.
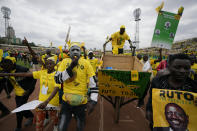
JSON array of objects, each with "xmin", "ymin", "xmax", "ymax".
[
  {"xmin": 69, "ymin": 43, "xmax": 81, "ymax": 49},
  {"xmin": 5, "ymin": 56, "xmax": 16, "ymax": 64}
]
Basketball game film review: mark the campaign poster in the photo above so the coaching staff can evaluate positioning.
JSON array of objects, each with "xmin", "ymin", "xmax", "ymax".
[
  {"xmin": 151, "ymin": 11, "xmax": 181, "ymax": 49},
  {"xmin": 152, "ymin": 88, "xmax": 197, "ymax": 131}
]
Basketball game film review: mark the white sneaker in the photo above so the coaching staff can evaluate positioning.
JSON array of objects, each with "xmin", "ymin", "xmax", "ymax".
[
  {"xmin": 43, "ymin": 118, "xmax": 50, "ymax": 126},
  {"xmin": 53, "ymin": 125, "xmax": 58, "ymax": 131}
]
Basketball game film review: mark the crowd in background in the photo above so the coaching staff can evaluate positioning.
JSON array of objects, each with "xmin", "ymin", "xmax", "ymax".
[{"xmin": 0, "ymin": 38, "xmax": 196, "ymax": 131}]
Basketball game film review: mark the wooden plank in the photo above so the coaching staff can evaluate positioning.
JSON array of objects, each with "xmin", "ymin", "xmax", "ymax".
[
  {"xmin": 133, "ymin": 57, "xmax": 143, "ymax": 71},
  {"xmin": 102, "ymin": 55, "xmax": 135, "ymax": 70}
]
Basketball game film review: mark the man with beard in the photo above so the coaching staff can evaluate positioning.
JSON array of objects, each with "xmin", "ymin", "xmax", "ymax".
[{"xmin": 146, "ymin": 53, "xmax": 197, "ymax": 131}]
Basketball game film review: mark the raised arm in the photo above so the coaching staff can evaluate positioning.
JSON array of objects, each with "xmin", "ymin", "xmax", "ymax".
[
  {"xmin": 154, "ymin": 48, "xmax": 162, "ymax": 64},
  {"xmin": 0, "ymin": 72, "xmax": 33, "ymax": 77},
  {"xmin": 23, "ymin": 37, "xmax": 37, "ymax": 59},
  {"xmin": 103, "ymin": 37, "xmax": 112, "ymax": 54},
  {"xmin": 23, "ymin": 37, "xmax": 42, "ymax": 67},
  {"xmin": 128, "ymin": 39, "xmax": 136, "ymax": 56},
  {"xmin": 54, "ymin": 57, "xmax": 78, "ymax": 84}
]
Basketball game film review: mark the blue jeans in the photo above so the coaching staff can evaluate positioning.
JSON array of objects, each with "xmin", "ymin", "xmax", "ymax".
[{"xmin": 59, "ymin": 101, "xmax": 87, "ymax": 131}]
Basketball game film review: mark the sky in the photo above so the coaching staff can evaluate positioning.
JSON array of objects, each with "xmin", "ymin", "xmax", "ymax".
[{"xmin": 0, "ymin": 0, "xmax": 197, "ymax": 50}]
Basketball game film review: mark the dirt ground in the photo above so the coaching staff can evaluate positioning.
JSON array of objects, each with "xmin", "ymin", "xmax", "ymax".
[{"xmin": 0, "ymin": 80, "xmax": 151, "ymax": 131}]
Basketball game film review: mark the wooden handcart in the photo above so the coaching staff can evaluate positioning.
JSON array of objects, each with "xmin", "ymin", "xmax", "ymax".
[{"xmin": 98, "ymin": 54, "xmax": 151, "ymax": 123}]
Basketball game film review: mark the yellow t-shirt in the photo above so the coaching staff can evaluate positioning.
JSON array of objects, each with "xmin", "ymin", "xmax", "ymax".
[
  {"xmin": 0, "ymin": 68, "xmax": 25, "ymax": 96},
  {"xmin": 58, "ymin": 58, "xmax": 95, "ymax": 104},
  {"xmin": 97, "ymin": 60, "xmax": 103, "ymax": 69},
  {"xmin": 191, "ymin": 63, "xmax": 197, "ymax": 74},
  {"xmin": 151, "ymin": 62, "xmax": 160, "ymax": 70},
  {"xmin": 33, "ymin": 70, "xmax": 61, "ymax": 106},
  {"xmin": 10, "ymin": 76, "xmax": 25, "ymax": 96},
  {"xmin": 152, "ymin": 62, "xmax": 160, "ymax": 77},
  {"xmin": 5, "ymin": 69, "xmax": 25, "ymax": 96},
  {"xmin": 87, "ymin": 58, "xmax": 98, "ymax": 73},
  {"xmin": 112, "ymin": 45, "xmax": 119, "ymax": 55},
  {"xmin": 111, "ymin": 31, "xmax": 130, "ymax": 48},
  {"xmin": 0, "ymin": 49, "xmax": 3, "ymax": 62}
]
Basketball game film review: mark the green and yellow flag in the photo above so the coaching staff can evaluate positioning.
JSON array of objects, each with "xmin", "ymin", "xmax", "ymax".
[
  {"xmin": 151, "ymin": 3, "xmax": 184, "ymax": 49},
  {"xmin": 98, "ymin": 70, "xmax": 151, "ymax": 98}
]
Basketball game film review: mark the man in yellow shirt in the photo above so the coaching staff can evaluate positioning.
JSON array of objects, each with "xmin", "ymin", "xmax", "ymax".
[
  {"xmin": 41, "ymin": 49, "xmax": 57, "ymax": 69},
  {"xmin": 0, "ymin": 49, "xmax": 3, "ymax": 62},
  {"xmin": 87, "ymin": 51, "xmax": 99, "ymax": 73},
  {"xmin": 0, "ymin": 57, "xmax": 60, "ymax": 131},
  {"xmin": 103, "ymin": 25, "xmax": 133, "ymax": 54},
  {"xmin": 33, "ymin": 57, "xmax": 60, "ymax": 131},
  {"xmin": 55, "ymin": 43, "xmax": 98, "ymax": 131},
  {"xmin": 0, "ymin": 56, "xmax": 36, "ymax": 131},
  {"xmin": 190, "ymin": 55, "xmax": 197, "ymax": 81}
]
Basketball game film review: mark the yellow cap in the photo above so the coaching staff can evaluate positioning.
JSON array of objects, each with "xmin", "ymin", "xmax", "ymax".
[{"xmin": 120, "ymin": 25, "xmax": 125, "ymax": 29}]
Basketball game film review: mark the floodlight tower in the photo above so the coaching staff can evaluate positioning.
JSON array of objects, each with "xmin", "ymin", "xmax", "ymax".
[
  {"xmin": 133, "ymin": 8, "xmax": 141, "ymax": 49},
  {"xmin": 1, "ymin": 6, "xmax": 11, "ymax": 38}
]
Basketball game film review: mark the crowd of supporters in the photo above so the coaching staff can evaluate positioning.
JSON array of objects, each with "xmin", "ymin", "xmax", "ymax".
[{"xmin": 0, "ymin": 37, "xmax": 196, "ymax": 131}]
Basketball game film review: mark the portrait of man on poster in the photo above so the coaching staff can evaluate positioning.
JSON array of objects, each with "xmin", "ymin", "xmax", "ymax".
[{"xmin": 154, "ymin": 103, "xmax": 189, "ymax": 131}]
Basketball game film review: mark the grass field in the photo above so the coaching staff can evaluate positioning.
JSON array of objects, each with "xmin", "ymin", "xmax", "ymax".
[{"xmin": 16, "ymin": 60, "xmax": 32, "ymax": 68}]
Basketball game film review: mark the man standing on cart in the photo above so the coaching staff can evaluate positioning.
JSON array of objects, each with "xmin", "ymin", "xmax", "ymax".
[{"xmin": 103, "ymin": 25, "xmax": 134, "ymax": 55}]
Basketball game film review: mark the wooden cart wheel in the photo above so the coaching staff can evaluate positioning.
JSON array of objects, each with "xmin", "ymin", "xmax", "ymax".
[{"xmin": 114, "ymin": 96, "xmax": 121, "ymax": 123}]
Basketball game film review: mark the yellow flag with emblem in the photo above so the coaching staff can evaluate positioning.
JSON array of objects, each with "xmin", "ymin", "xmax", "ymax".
[{"xmin": 131, "ymin": 70, "xmax": 139, "ymax": 81}]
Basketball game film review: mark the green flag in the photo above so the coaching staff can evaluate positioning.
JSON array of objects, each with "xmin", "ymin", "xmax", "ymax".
[{"xmin": 151, "ymin": 11, "xmax": 182, "ymax": 49}]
